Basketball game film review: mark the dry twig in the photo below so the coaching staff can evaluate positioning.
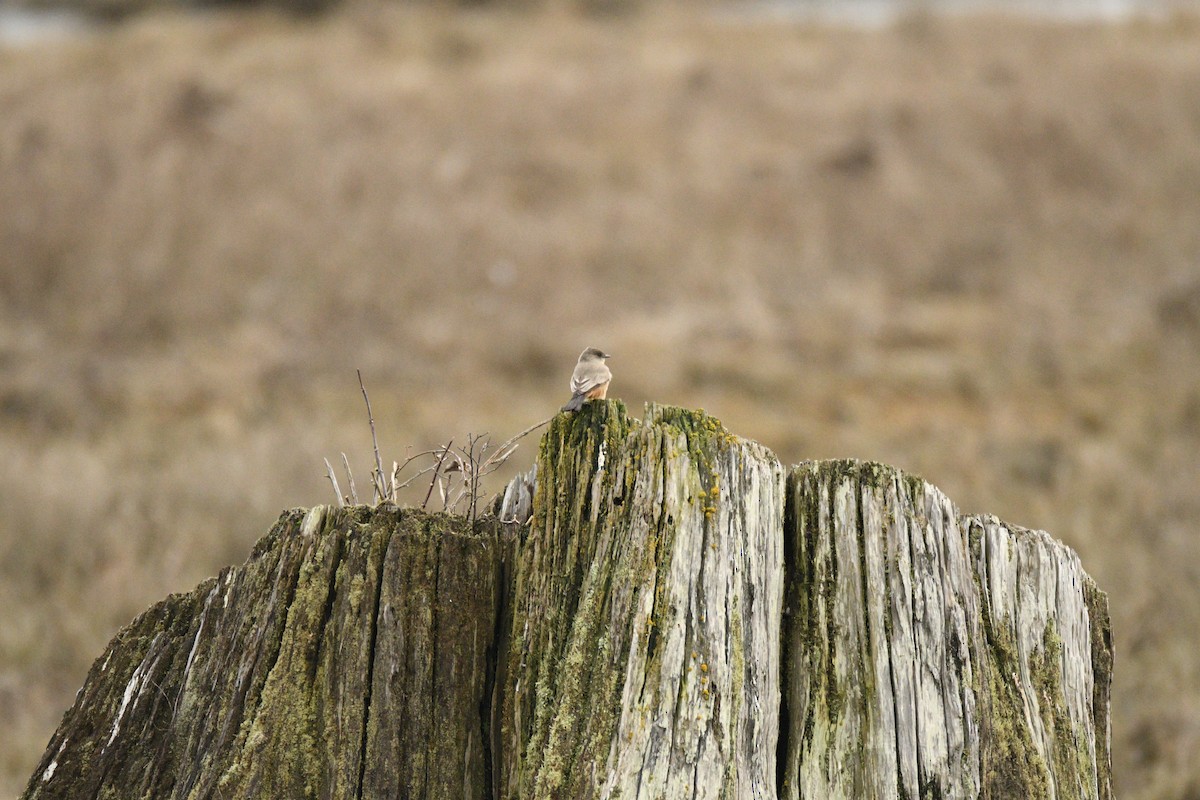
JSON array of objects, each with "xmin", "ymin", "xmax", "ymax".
[
  {"xmin": 358, "ymin": 370, "xmax": 387, "ymax": 504},
  {"xmin": 322, "ymin": 372, "xmax": 548, "ymax": 517},
  {"xmin": 323, "ymin": 458, "xmax": 345, "ymax": 508},
  {"xmin": 340, "ymin": 452, "xmax": 359, "ymax": 505},
  {"xmin": 480, "ymin": 417, "xmax": 551, "ymax": 476},
  {"xmin": 423, "ymin": 439, "xmax": 454, "ymax": 510}
]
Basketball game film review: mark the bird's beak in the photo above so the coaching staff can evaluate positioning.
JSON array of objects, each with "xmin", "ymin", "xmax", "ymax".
[{"xmin": 603, "ymin": 352, "xmax": 612, "ymax": 359}]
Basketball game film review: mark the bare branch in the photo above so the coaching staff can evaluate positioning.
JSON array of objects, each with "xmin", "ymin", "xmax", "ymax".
[
  {"xmin": 479, "ymin": 442, "xmax": 521, "ymax": 477},
  {"xmin": 481, "ymin": 417, "xmax": 552, "ymax": 474},
  {"xmin": 395, "ymin": 464, "xmax": 439, "ymax": 491},
  {"xmin": 423, "ymin": 438, "xmax": 454, "ymax": 510},
  {"xmin": 441, "ymin": 447, "xmax": 467, "ymax": 477},
  {"xmin": 391, "ymin": 449, "xmax": 441, "ymax": 479},
  {"xmin": 358, "ymin": 370, "xmax": 387, "ymax": 504},
  {"xmin": 323, "ymin": 458, "xmax": 345, "ymax": 508},
  {"xmin": 463, "ymin": 433, "xmax": 489, "ymax": 524},
  {"xmin": 341, "ymin": 452, "xmax": 359, "ymax": 505},
  {"xmin": 449, "ymin": 483, "xmax": 471, "ymax": 515},
  {"xmin": 325, "ymin": 375, "xmax": 550, "ymax": 519}
]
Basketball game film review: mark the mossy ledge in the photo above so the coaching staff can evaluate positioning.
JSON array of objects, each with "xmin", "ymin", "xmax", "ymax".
[
  {"xmin": 23, "ymin": 401, "xmax": 1112, "ymax": 800},
  {"xmin": 780, "ymin": 460, "xmax": 1113, "ymax": 800},
  {"xmin": 497, "ymin": 401, "xmax": 784, "ymax": 799},
  {"xmin": 22, "ymin": 506, "xmax": 510, "ymax": 800}
]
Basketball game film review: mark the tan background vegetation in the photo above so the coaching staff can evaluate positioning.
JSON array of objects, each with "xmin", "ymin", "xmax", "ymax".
[{"xmin": 2, "ymin": 5, "xmax": 1199, "ymax": 797}]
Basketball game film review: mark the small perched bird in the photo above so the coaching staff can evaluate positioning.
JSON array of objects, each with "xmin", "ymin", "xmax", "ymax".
[{"xmin": 562, "ymin": 347, "xmax": 612, "ymax": 412}]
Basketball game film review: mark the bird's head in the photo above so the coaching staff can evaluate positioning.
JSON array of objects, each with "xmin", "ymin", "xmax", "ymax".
[{"xmin": 581, "ymin": 347, "xmax": 611, "ymax": 362}]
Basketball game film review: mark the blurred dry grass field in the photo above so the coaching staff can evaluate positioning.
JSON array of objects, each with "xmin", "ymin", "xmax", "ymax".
[{"xmin": 2, "ymin": 4, "xmax": 1200, "ymax": 796}]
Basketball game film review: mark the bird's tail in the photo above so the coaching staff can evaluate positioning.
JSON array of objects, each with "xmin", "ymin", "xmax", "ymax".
[{"xmin": 561, "ymin": 393, "xmax": 586, "ymax": 412}]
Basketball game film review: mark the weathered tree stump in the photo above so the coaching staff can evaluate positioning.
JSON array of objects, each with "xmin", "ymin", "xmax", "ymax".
[
  {"xmin": 23, "ymin": 401, "xmax": 1112, "ymax": 800},
  {"xmin": 497, "ymin": 403, "xmax": 783, "ymax": 798},
  {"xmin": 781, "ymin": 461, "xmax": 1112, "ymax": 800},
  {"xmin": 23, "ymin": 508, "xmax": 507, "ymax": 799}
]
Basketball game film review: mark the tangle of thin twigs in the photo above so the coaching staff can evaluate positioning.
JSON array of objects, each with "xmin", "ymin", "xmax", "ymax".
[{"xmin": 323, "ymin": 372, "xmax": 551, "ymax": 523}]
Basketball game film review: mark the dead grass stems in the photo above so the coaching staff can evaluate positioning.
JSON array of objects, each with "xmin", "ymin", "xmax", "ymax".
[{"xmin": 325, "ymin": 371, "xmax": 549, "ymax": 523}]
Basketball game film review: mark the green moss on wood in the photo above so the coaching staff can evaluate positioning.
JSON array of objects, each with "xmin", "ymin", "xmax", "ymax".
[
  {"xmin": 502, "ymin": 401, "xmax": 769, "ymax": 797},
  {"xmin": 27, "ymin": 407, "xmax": 1114, "ymax": 800},
  {"xmin": 968, "ymin": 520, "xmax": 1052, "ymax": 800},
  {"xmin": 1083, "ymin": 578, "xmax": 1114, "ymax": 800},
  {"xmin": 1030, "ymin": 621, "xmax": 1095, "ymax": 800},
  {"xmin": 25, "ymin": 506, "xmax": 501, "ymax": 800}
]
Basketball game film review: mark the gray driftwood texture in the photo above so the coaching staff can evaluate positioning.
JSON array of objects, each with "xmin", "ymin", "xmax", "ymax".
[
  {"xmin": 781, "ymin": 461, "xmax": 1112, "ymax": 800},
  {"xmin": 23, "ymin": 401, "xmax": 1112, "ymax": 800}
]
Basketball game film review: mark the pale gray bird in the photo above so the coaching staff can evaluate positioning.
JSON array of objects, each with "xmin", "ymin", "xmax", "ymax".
[{"xmin": 561, "ymin": 347, "xmax": 612, "ymax": 412}]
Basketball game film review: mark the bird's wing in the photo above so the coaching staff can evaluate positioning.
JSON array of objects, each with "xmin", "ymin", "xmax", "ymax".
[
  {"xmin": 570, "ymin": 364, "xmax": 611, "ymax": 396},
  {"xmin": 570, "ymin": 375, "xmax": 597, "ymax": 395}
]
